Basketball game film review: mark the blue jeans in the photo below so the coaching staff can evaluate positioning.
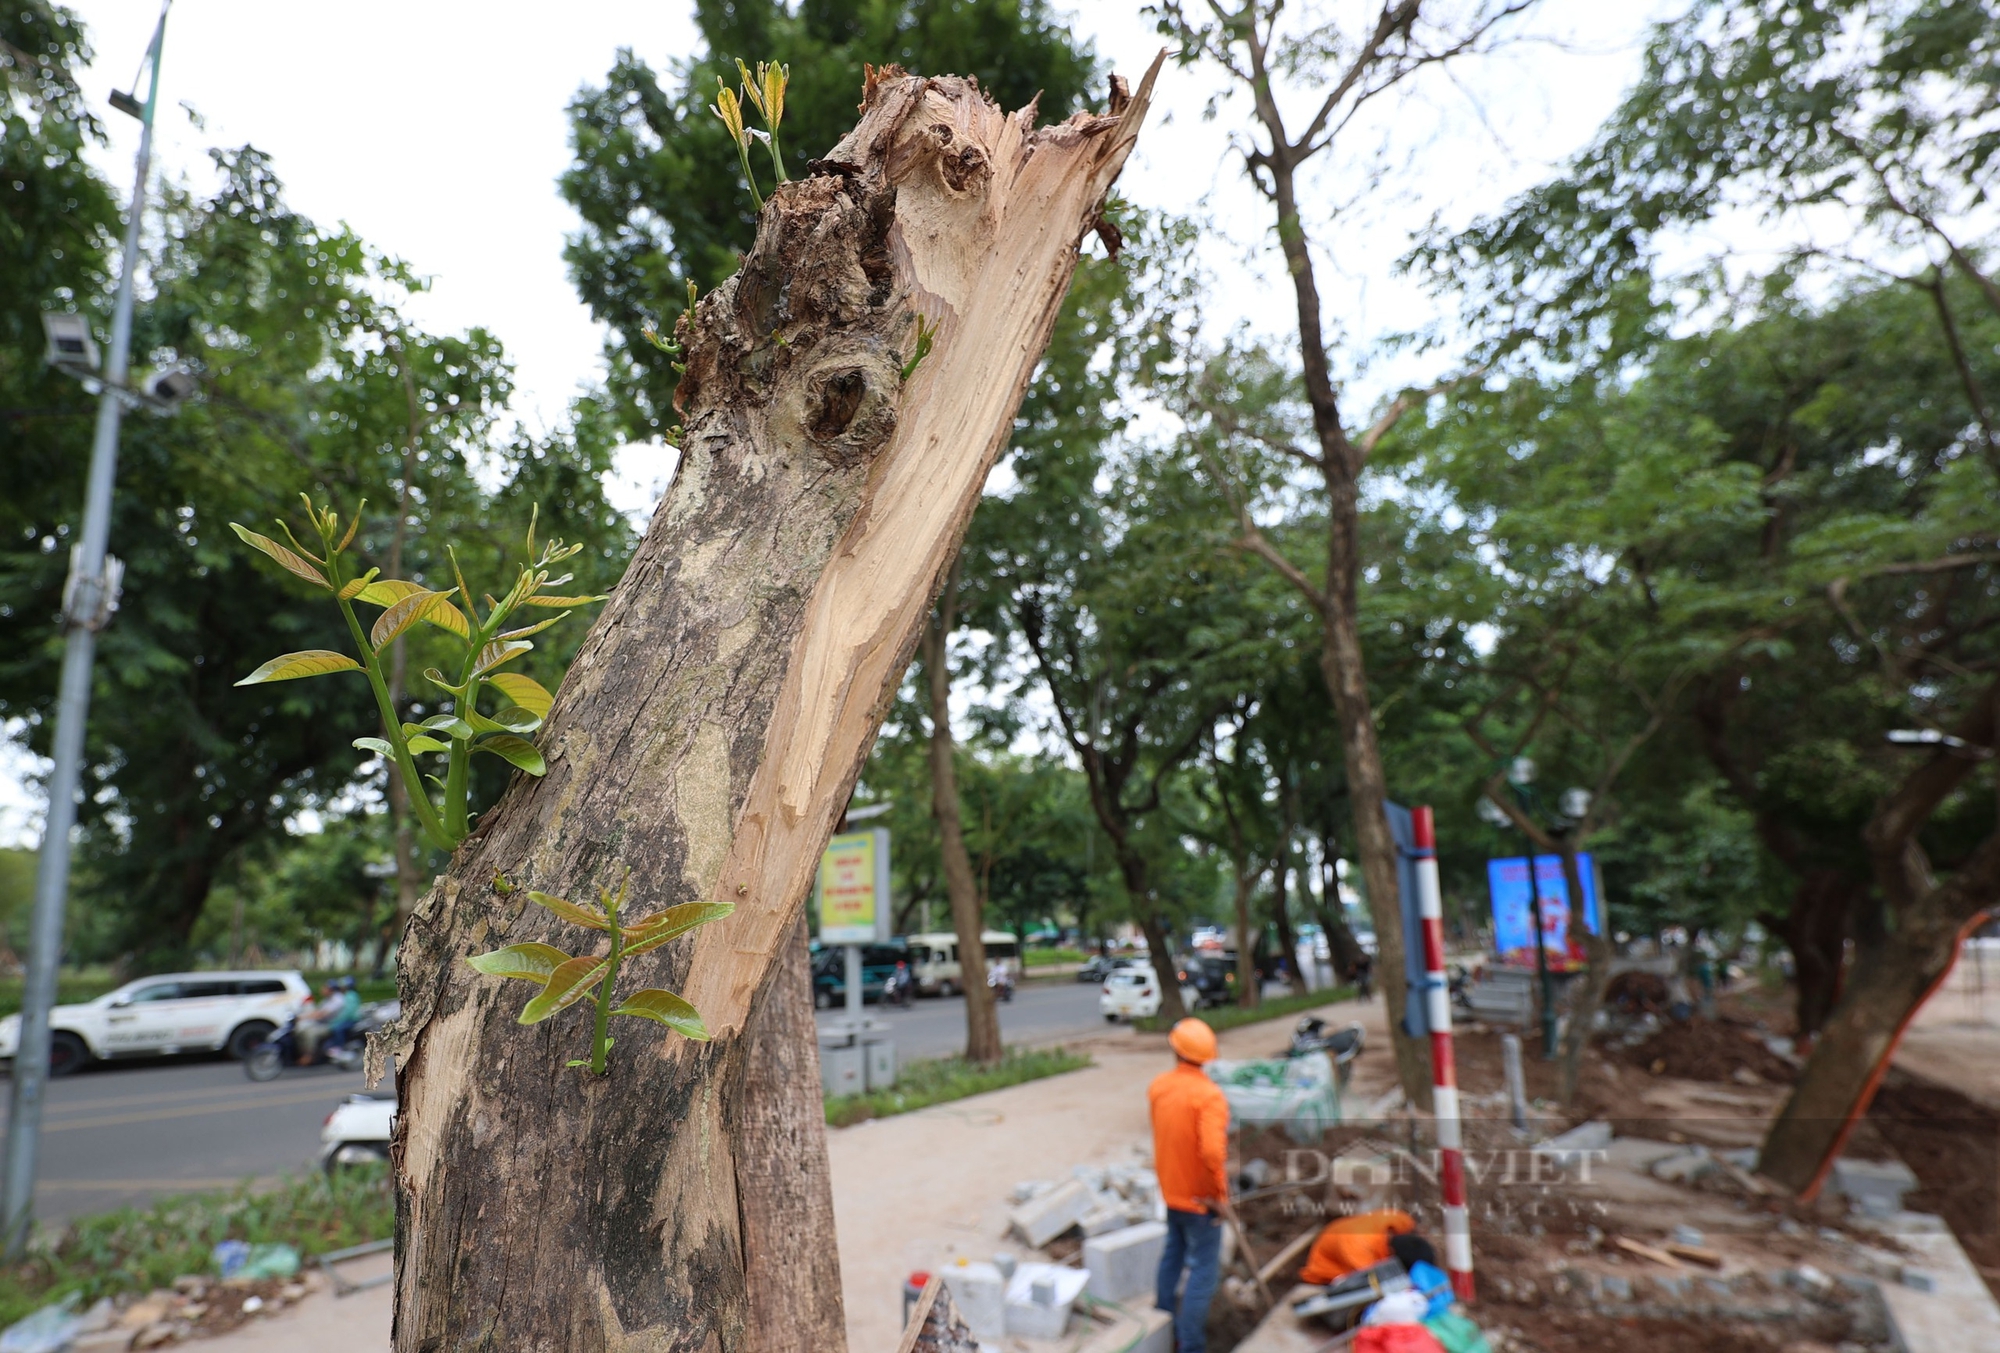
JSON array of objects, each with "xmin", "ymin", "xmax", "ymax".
[{"xmin": 1156, "ymin": 1208, "xmax": 1221, "ymax": 1353}]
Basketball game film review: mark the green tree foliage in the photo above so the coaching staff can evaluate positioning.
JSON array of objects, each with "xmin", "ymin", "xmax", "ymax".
[
  {"xmin": 1, "ymin": 12, "xmax": 631, "ymax": 968},
  {"xmin": 560, "ymin": 0, "xmax": 1099, "ymax": 435}
]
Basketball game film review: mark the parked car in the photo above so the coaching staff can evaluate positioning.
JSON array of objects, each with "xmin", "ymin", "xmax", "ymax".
[
  {"xmin": 320, "ymin": 1090, "xmax": 396, "ymax": 1173},
  {"xmin": 0, "ymin": 970, "xmax": 312, "ymax": 1076},
  {"xmin": 1077, "ymin": 955, "xmax": 1119, "ymax": 984},
  {"xmin": 1099, "ymin": 965, "xmax": 1197, "ymax": 1022},
  {"xmin": 812, "ymin": 941, "xmax": 910, "ymax": 1008}
]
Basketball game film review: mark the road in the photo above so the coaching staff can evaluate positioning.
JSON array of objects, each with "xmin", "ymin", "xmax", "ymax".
[
  {"xmin": 815, "ymin": 975, "xmax": 1120, "ymax": 1059},
  {"xmin": 0, "ymin": 1054, "xmax": 368, "ymax": 1223},
  {"xmin": 0, "ymin": 980, "xmax": 1119, "ymax": 1224}
]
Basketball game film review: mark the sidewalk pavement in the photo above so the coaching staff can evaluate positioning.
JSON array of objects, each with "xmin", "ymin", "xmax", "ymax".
[{"xmin": 162, "ymin": 991, "xmax": 1394, "ymax": 1352}]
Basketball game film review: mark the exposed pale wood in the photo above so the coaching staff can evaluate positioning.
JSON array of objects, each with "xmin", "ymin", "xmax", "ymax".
[
  {"xmin": 378, "ymin": 62, "xmax": 1163, "ymax": 1352},
  {"xmin": 893, "ymin": 1274, "xmax": 942, "ymax": 1353}
]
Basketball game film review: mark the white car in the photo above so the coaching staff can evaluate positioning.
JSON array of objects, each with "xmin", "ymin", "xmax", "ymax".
[
  {"xmin": 0, "ymin": 970, "xmax": 310, "ymax": 1076},
  {"xmin": 1100, "ymin": 966, "xmax": 1197, "ymax": 1022},
  {"xmin": 320, "ymin": 1091, "xmax": 396, "ymax": 1173}
]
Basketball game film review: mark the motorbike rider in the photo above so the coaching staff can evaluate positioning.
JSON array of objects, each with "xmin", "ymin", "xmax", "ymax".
[
  {"xmin": 324, "ymin": 976, "xmax": 363, "ymax": 1052},
  {"xmin": 295, "ymin": 981, "xmax": 340, "ymax": 1064}
]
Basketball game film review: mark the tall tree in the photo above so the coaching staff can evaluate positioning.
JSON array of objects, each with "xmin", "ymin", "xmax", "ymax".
[
  {"xmin": 1157, "ymin": 0, "xmax": 1537, "ymax": 1105},
  {"xmin": 376, "ymin": 70, "xmax": 1159, "ymax": 1347}
]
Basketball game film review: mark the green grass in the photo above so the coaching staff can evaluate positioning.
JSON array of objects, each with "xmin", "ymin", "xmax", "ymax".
[
  {"xmin": 0, "ymin": 1166, "xmax": 393, "ymax": 1327},
  {"xmin": 825, "ymin": 1045, "xmax": 1092, "ymax": 1127},
  {"xmin": 1134, "ymin": 986, "xmax": 1354, "ymax": 1035},
  {"xmin": 1021, "ymin": 947, "xmax": 1088, "ymax": 968}
]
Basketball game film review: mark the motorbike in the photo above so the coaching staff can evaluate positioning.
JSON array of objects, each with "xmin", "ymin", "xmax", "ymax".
[
  {"xmin": 244, "ymin": 999, "xmax": 397, "ymax": 1082},
  {"xmin": 881, "ymin": 963, "xmax": 915, "ymax": 1008},
  {"xmin": 1286, "ymin": 1015, "xmax": 1365, "ymax": 1095},
  {"xmin": 986, "ymin": 965, "xmax": 1015, "ymax": 1003}
]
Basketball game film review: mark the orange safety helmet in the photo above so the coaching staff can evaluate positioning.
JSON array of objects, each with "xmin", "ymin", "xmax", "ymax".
[{"xmin": 1168, "ymin": 1017, "xmax": 1218, "ymax": 1064}]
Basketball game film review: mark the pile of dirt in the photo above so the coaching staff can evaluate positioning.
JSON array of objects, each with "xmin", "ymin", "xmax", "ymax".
[
  {"xmin": 1476, "ymin": 1304, "xmax": 1831, "ymax": 1353},
  {"xmin": 1605, "ymin": 971, "xmax": 1672, "ymax": 1014},
  {"xmin": 1869, "ymin": 1070, "xmax": 2000, "ymax": 1297},
  {"xmin": 1622, "ymin": 1018, "xmax": 1797, "ymax": 1085}
]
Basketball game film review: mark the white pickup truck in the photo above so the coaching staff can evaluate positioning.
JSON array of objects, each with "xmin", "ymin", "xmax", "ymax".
[{"xmin": 0, "ymin": 970, "xmax": 311, "ymax": 1074}]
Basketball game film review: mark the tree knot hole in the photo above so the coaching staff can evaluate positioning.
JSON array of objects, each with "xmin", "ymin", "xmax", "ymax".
[{"xmin": 810, "ymin": 368, "xmax": 868, "ymax": 442}]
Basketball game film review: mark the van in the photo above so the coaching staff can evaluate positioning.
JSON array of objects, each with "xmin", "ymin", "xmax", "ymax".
[{"xmin": 904, "ymin": 930, "xmax": 1018, "ymax": 996}]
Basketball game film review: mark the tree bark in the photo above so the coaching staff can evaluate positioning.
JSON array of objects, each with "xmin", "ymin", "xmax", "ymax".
[
  {"xmin": 1231, "ymin": 864, "xmax": 1260, "ymax": 1008},
  {"xmin": 921, "ymin": 567, "xmax": 1000, "ymax": 1064},
  {"xmin": 1780, "ymin": 869, "xmax": 1863, "ymax": 1042},
  {"xmin": 1269, "ymin": 839, "xmax": 1309, "ymax": 997},
  {"xmin": 375, "ymin": 65, "xmax": 1160, "ymax": 1350},
  {"xmin": 736, "ymin": 915, "xmax": 846, "ymax": 1353}
]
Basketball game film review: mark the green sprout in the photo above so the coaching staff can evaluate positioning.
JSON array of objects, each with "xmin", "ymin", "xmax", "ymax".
[
  {"xmin": 230, "ymin": 496, "xmax": 607, "ymax": 852},
  {"xmin": 902, "ymin": 313, "xmax": 940, "ymax": 380},
  {"xmin": 467, "ymin": 875, "xmax": 733, "ymax": 1075},
  {"xmin": 711, "ymin": 59, "xmax": 791, "ymax": 210}
]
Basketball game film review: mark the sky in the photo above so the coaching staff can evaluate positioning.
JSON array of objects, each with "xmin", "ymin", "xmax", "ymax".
[{"xmin": 1, "ymin": 0, "xmax": 1676, "ymax": 848}]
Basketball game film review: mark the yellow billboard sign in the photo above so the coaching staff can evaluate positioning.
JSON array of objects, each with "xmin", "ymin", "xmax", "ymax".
[{"xmin": 817, "ymin": 829, "xmax": 889, "ymax": 944}]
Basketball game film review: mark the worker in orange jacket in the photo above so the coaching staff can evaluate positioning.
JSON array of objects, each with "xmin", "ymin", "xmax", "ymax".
[
  {"xmin": 1151, "ymin": 1019, "xmax": 1232, "ymax": 1353},
  {"xmin": 1298, "ymin": 1208, "xmax": 1417, "ymax": 1286}
]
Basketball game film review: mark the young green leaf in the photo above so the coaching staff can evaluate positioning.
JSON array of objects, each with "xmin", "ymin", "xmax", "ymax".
[
  {"xmin": 622, "ymin": 901, "xmax": 736, "ymax": 955},
  {"xmin": 405, "ymin": 734, "xmax": 451, "ymax": 755},
  {"xmin": 518, "ymin": 955, "xmax": 610, "ymax": 1024},
  {"xmin": 422, "ymin": 667, "xmax": 464, "ymax": 696},
  {"xmin": 337, "ymin": 568, "xmax": 381, "ymax": 601},
  {"xmin": 520, "ymin": 594, "xmax": 608, "ymax": 609},
  {"xmin": 466, "ymin": 942, "xmax": 574, "ymax": 986},
  {"xmin": 358, "ymin": 579, "xmax": 472, "ymax": 638},
  {"xmin": 466, "ymin": 706, "xmax": 542, "ymax": 736},
  {"xmin": 488, "ymin": 673, "xmax": 554, "ymax": 719},
  {"xmin": 352, "ymin": 736, "xmax": 395, "ymax": 758},
  {"xmin": 611, "ymin": 988, "xmax": 710, "ymax": 1040},
  {"xmin": 475, "ymin": 734, "xmax": 546, "ymax": 775},
  {"xmin": 230, "ymin": 524, "xmax": 329, "ymax": 588},
  {"xmin": 525, "ymin": 890, "xmax": 610, "ymax": 930},
  {"xmin": 473, "ymin": 640, "xmax": 532, "ymax": 675},
  {"xmin": 370, "ymin": 588, "xmax": 444, "ymax": 650},
  {"xmin": 417, "ymin": 715, "xmax": 475, "ymax": 740},
  {"xmin": 499, "ymin": 613, "xmax": 568, "ymax": 641},
  {"xmin": 236, "ymin": 650, "xmax": 363, "ymax": 685}
]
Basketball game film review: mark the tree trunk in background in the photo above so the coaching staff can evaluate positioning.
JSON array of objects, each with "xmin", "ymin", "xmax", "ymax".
[
  {"xmin": 1232, "ymin": 865, "xmax": 1260, "ymax": 1008},
  {"xmin": 1136, "ymin": 909, "xmax": 1185, "ymax": 1023},
  {"xmin": 1554, "ymin": 841, "xmax": 1612, "ymax": 1106},
  {"xmin": 375, "ymin": 67, "xmax": 1159, "ymax": 1350},
  {"xmin": 922, "ymin": 571, "xmax": 1000, "ymax": 1065},
  {"xmin": 1269, "ymin": 844, "xmax": 1309, "ymax": 997},
  {"xmin": 1760, "ymin": 680, "xmax": 2000, "ymax": 1191},
  {"xmin": 1782, "ymin": 870, "xmax": 1863, "ymax": 1043}
]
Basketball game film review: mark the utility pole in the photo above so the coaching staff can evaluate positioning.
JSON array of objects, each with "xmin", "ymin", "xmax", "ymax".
[{"xmin": 1, "ymin": 4, "xmax": 171, "ymax": 1258}]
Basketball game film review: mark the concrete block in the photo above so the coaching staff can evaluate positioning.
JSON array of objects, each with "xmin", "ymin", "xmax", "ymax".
[
  {"xmin": 1084, "ymin": 1221, "xmax": 1167, "ymax": 1303},
  {"xmin": 1010, "ymin": 1178, "xmax": 1093, "ymax": 1248},
  {"xmin": 1080, "ymin": 1206, "xmax": 1128, "ymax": 1238},
  {"xmin": 862, "ymin": 1037, "xmax": 897, "ymax": 1091},
  {"xmin": 1006, "ymin": 1263, "xmax": 1088, "ymax": 1340},
  {"xmin": 819, "ymin": 1043, "xmax": 862, "ymax": 1098},
  {"xmin": 941, "ymin": 1262, "xmax": 1006, "ymax": 1340},
  {"xmin": 1649, "ymin": 1147, "xmax": 1714, "ymax": 1184},
  {"xmin": 1534, "ymin": 1120, "xmax": 1612, "ymax": 1169},
  {"xmin": 1832, "ymin": 1157, "xmax": 1919, "ymax": 1215}
]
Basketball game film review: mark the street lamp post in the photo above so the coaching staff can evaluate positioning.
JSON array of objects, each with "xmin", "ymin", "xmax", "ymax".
[{"xmin": 0, "ymin": 5, "xmax": 171, "ymax": 1259}]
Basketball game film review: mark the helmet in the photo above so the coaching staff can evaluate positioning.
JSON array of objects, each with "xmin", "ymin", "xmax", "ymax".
[{"xmin": 1168, "ymin": 1018, "xmax": 1218, "ymax": 1064}]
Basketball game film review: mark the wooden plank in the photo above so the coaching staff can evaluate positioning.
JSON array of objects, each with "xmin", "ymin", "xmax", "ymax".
[
  {"xmin": 1259, "ymin": 1226, "xmax": 1322, "ymax": 1284},
  {"xmin": 1614, "ymin": 1237, "xmax": 1685, "ymax": 1269},
  {"xmin": 1664, "ymin": 1242, "xmax": 1725, "ymax": 1268}
]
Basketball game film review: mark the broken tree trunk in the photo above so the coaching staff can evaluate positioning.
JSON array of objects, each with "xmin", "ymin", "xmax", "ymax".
[{"xmin": 376, "ymin": 63, "xmax": 1161, "ymax": 1350}]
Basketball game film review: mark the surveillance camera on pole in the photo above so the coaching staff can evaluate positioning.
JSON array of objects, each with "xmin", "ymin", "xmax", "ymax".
[
  {"xmin": 40, "ymin": 314, "xmax": 100, "ymax": 376},
  {"xmin": 141, "ymin": 366, "xmax": 199, "ymax": 413}
]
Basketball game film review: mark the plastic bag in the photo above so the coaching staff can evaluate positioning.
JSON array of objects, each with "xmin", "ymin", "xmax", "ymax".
[
  {"xmin": 213, "ymin": 1239, "xmax": 300, "ymax": 1280},
  {"xmin": 0, "ymin": 1295, "xmax": 83, "ymax": 1353},
  {"xmin": 1423, "ymin": 1311, "xmax": 1493, "ymax": 1353}
]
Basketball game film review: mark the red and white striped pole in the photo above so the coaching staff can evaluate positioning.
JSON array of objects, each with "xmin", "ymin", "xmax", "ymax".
[{"xmin": 1411, "ymin": 805, "xmax": 1473, "ymax": 1302}]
